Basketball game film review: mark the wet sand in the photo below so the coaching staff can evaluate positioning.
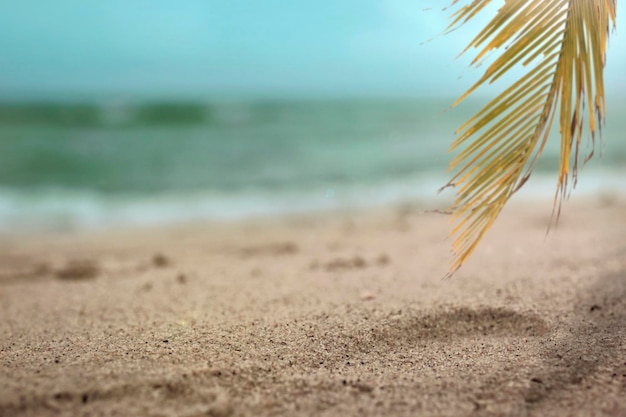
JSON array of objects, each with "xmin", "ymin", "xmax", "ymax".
[{"xmin": 1, "ymin": 195, "xmax": 625, "ymax": 416}]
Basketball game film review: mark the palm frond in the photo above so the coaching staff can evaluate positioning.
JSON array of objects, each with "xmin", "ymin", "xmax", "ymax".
[{"xmin": 444, "ymin": 0, "xmax": 617, "ymax": 275}]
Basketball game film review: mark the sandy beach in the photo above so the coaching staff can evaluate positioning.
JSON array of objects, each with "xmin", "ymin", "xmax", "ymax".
[{"xmin": 1, "ymin": 195, "xmax": 625, "ymax": 417}]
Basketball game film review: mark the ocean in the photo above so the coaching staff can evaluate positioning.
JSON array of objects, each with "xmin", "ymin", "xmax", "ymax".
[{"xmin": 1, "ymin": 97, "xmax": 624, "ymax": 233}]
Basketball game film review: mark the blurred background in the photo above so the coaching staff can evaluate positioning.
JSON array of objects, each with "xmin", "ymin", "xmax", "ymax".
[{"xmin": 0, "ymin": 1, "xmax": 624, "ymax": 233}]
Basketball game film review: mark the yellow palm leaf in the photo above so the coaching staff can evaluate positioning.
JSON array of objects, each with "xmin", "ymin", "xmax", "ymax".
[{"xmin": 444, "ymin": 0, "xmax": 617, "ymax": 276}]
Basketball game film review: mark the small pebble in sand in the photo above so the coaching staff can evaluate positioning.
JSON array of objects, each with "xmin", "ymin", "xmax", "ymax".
[
  {"xmin": 240, "ymin": 242, "xmax": 298, "ymax": 256},
  {"xmin": 55, "ymin": 260, "xmax": 99, "ymax": 280},
  {"xmin": 176, "ymin": 273, "xmax": 187, "ymax": 284},
  {"xmin": 360, "ymin": 291, "xmax": 376, "ymax": 301},
  {"xmin": 33, "ymin": 262, "xmax": 52, "ymax": 277},
  {"xmin": 324, "ymin": 256, "xmax": 367, "ymax": 271},
  {"xmin": 376, "ymin": 254, "xmax": 390, "ymax": 266},
  {"xmin": 152, "ymin": 253, "xmax": 170, "ymax": 268}
]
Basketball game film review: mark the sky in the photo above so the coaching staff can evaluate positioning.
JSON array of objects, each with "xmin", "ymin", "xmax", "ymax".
[{"xmin": 0, "ymin": 1, "xmax": 624, "ymax": 100}]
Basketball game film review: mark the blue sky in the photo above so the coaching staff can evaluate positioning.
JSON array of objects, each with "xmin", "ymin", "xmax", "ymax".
[{"xmin": 0, "ymin": 1, "xmax": 624, "ymax": 99}]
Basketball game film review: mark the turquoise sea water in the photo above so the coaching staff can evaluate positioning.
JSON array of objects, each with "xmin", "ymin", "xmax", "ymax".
[{"xmin": 1, "ymin": 97, "xmax": 624, "ymax": 233}]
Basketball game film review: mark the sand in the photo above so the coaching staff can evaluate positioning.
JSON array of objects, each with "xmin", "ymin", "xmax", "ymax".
[{"xmin": 1, "ymin": 195, "xmax": 625, "ymax": 417}]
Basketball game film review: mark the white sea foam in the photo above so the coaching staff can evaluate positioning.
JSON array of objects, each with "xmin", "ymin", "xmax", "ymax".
[{"xmin": 0, "ymin": 169, "xmax": 623, "ymax": 234}]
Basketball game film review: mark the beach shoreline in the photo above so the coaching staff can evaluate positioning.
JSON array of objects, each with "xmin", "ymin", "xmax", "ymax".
[{"xmin": 1, "ymin": 194, "xmax": 625, "ymax": 416}]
